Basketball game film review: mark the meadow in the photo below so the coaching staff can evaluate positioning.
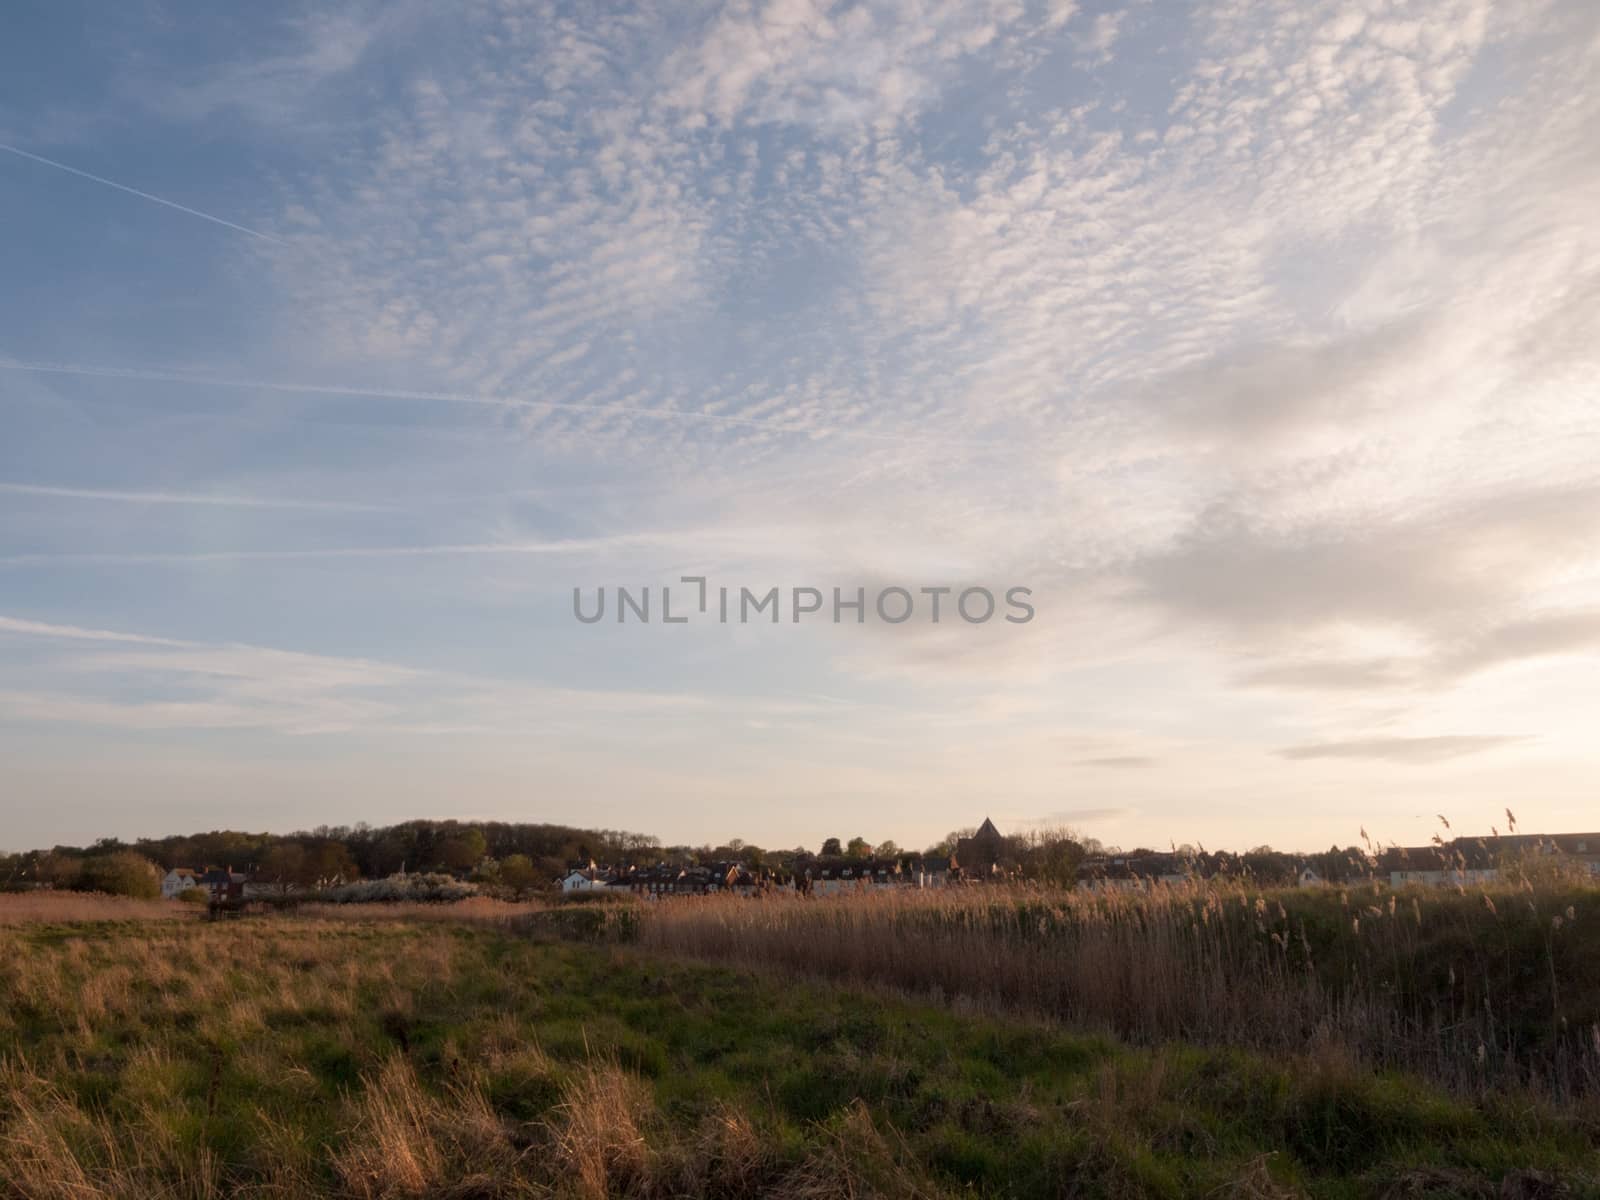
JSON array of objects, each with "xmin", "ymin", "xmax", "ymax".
[{"xmin": 1, "ymin": 886, "xmax": 1597, "ymax": 1199}]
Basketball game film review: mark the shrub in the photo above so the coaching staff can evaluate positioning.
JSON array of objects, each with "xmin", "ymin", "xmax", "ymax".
[
  {"xmin": 319, "ymin": 873, "xmax": 478, "ymax": 904},
  {"xmin": 76, "ymin": 851, "xmax": 162, "ymax": 900}
]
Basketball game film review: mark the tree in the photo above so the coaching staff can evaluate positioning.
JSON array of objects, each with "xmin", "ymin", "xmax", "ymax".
[
  {"xmin": 78, "ymin": 851, "xmax": 161, "ymax": 899},
  {"xmin": 499, "ymin": 854, "xmax": 539, "ymax": 897},
  {"xmin": 820, "ymin": 837, "xmax": 842, "ymax": 857},
  {"xmin": 845, "ymin": 837, "xmax": 870, "ymax": 859},
  {"xmin": 1013, "ymin": 826, "xmax": 1086, "ymax": 885},
  {"xmin": 874, "ymin": 839, "xmax": 900, "ymax": 859},
  {"xmin": 928, "ymin": 828, "xmax": 972, "ymax": 857},
  {"xmin": 440, "ymin": 827, "xmax": 487, "ymax": 873},
  {"xmin": 260, "ymin": 844, "xmax": 310, "ymax": 895},
  {"xmin": 37, "ymin": 852, "xmax": 85, "ymax": 890},
  {"xmin": 1242, "ymin": 845, "xmax": 1294, "ymax": 886},
  {"xmin": 307, "ymin": 841, "xmax": 358, "ymax": 887}
]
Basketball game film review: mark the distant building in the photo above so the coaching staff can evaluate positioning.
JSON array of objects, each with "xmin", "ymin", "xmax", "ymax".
[
  {"xmin": 198, "ymin": 867, "xmax": 246, "ymax": 902},
  {"xmin": 1076, "ymin": 852, "xmax": 1188, "ymax": 892},
  {"xmin": 799, "ymin": 856, "xmax": 905, "ymax": 895},
  {"xmin": 913, "ymin": 855, "xmax": 954, "ymax": 888},
  {"xmin": 1381, "ymin": 833, "xmax": 1600, "ymax": 888},
  {"xmin": 618, "ymin": 864, "xmax": 679, "ymax": 899},
  {"xmin": 559, "ymin": 862, "xmax": 614, "ymax": 892},
  {"xmin": 612, "ymin": 861, "xmax": 776, "ymax": 899},
  {"xmin": 161, "ymin": 868, "xmax": 199, "ymax": 899},
  {"xmin": 954, "ymin": 818, "xmax": 1010, "ymax": 877}
]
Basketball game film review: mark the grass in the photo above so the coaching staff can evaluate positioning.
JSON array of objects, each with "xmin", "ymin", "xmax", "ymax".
[
  {"xmin": 622, "ymin": 879, "xmax": 1600, "ymax": 1099},
  {"xmin": 0, "ymin": 892, "xmax": 192, "ymax": 925},
  {"xmin": 1, "ymin": 909, "xmax": 1598, "ymax": 1198}
]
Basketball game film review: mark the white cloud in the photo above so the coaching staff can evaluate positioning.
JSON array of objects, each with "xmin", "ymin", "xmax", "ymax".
[{"xmin": 7, "ymin": 0, "xmax": 1600, "ymax": 849}]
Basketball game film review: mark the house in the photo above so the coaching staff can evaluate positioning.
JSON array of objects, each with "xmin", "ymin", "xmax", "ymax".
[
  {"xmin": 1382, "ymin": 833, "xmax": 1600, "ymax": 887},
  {"xmin": 913, "ymin": 855, "xmax": 954, "ymax": 888},
  {"xmin": 1381, "ymin": 844, "xmax": 1497, "ymax": 888},
  {"xmin": 797, "ymin": 856, "xmax": 906, "ymax": 895},
  {"xmin": 1075, "ymin": 852, "xmax": 1187, "ymax": 892},
  {"xmin": 614, "ymin": 861, "xmax": 783, "ymax": 899},
  {"xmin": 559, "ymin": 862, "xmax": 615, "ymax": 892},
  {"xmin": 618, "ymin": 864, "xmax": 679, "ymax": 899},
  {"xmin": 954, "ymin": 818, "xmax": 1009, "ymax": 876},
  {"xmin": 1297, "ymin": 866, "xmax": 1323, "ymax": 888},
  {"xmin": 198, "ymin": 867, "xmax": 246, "ymax": 902},
  {"xmin": 161, "ymin": 868, "xmax": 200, "ymax": 899}
]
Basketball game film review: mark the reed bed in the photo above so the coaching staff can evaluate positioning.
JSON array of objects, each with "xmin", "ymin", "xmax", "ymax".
[
  {"xmin": 633, "ymin": 878, "xmax": 1600, "ymax": 1099},
  {"xmin": 292, "ymin": 895, "xmax": 557, "ymax": 926},
  {"xmin": 3, "ymin": 912, "xmax": 1596, "ymax": 1196},
  {"xmin": 0, "ymin": 891, "xmax": 193, "ymax": 925}
]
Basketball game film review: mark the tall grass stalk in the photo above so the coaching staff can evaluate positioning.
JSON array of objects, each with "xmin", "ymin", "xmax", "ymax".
[{"xmin": 634, "ymin": 879, "xmax": 1600, "ymax": 1098}]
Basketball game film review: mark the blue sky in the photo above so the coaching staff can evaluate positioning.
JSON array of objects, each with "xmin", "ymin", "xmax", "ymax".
[{"xmin": 3, "ymin": 0, "xmax": 1599, "ymax": 853}]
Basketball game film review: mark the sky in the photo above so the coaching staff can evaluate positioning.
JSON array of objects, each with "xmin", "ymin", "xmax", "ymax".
[{"xmin": 2, "ymin": 0, "xmax": 1598, "ymax": 855}]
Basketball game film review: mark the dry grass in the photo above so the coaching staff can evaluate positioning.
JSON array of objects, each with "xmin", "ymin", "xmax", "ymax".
[
  {"xmin": 551, "ymin": 1062, "xmax": 657, "ymax": 1199},
  {"xmin": 3, "ymin": 905, "xmax": 1596, "ymax": 1197},
  {"xmin": 293, "ymin": 896, "xmax": 556, "ymax": 926},
  {"xmin": 333, "ymin": 1055, "xmax": 525, "ymax": 1199},
  {"xmin": 634, "ymin": 878, "xmax": 1600, "ymax": 1098},
  {"xmin": 0, "ymin": 892, "xmax": 192, "ymax": 925}
]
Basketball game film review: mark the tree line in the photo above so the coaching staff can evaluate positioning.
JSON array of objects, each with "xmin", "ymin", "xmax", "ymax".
[
  {"xmin": 0, "ymin": 818, "xmax": 1379, "ymax": 899},
  {"xmin": 0, "ymin": 820, "xmax": 662, "ymax": 900}
]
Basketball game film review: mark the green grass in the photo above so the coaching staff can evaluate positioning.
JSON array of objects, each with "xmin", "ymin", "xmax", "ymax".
[{"xmin": 2, "ymin": 915, "xmax": 1598, "ymax": 1198}]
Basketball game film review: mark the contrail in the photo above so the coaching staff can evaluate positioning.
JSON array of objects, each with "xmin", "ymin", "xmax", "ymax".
[
  {"xmin": 0, "ymin": 536, "xmax": 673, "ymax": 567},
  {"xmin": 0, "ymin": 143, "xmax": 287, "ymax": 245},
  {"xmin": 0, "ymin": 482, "xmax": 386, "ymax": 511},
  {"xmin": 0, "ymin": 358, "xmax": 1004, "ymax": 451}
]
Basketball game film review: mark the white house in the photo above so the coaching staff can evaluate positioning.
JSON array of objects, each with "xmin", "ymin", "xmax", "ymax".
[
  {"xmin": 161, "ymin": 868, "xmax": 200, "ymax": 899},
  {"xmin": 559, "ymin": 867, "xmax": 610, "ymax": 893},
  {"xmin": 1297, "ymin": 866, "xmax": 1323, "ymax": 888},
  {"xmin": 1389, "ymin": 866, "xmax": 1499, "ymax": 888}
]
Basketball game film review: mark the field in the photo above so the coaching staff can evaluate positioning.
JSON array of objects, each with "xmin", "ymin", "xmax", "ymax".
[
  {"xmin": 630, "ymin": 881, "xmax": 1600, "ymax": 1098},
  {"xmin": 2, "ymin": 889, "xmax": 1598, "ymax": 1199}
]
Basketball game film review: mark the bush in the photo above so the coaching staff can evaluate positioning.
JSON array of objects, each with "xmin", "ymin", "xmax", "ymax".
[
  {"xmin": 320, "ymin": 873, "xmax": 478, "ymax": 904},
  {"xmin": 76, "ymin": 852, "xmax": 162, "ymax": 900}
]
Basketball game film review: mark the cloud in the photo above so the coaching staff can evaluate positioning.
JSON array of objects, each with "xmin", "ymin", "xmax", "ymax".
[
  {"xmin": 1022, "ymin": 806, "xmax": 1136, "ymax": 825},
  {"xmin": 144, "ymin": 8, "xmax": 411, "ymax": 127},
  {"xmin": 1239, "ymin": 611, "xmax": 1600, "ymax": 694},
  {"xmin": 0, "ymin": 481, "xmax": 384, "ymax": 511},
  {"xmin": 1074, "ymin": 755, "xmax": 1156, "ymax": 769},
  {"xmin": 656, "ymin": 0, "xmax": 1034, "ymax": 131},
  {"xmin": 0, "ymin": 611, "xmax": 865, "ymax": 738},
  {"xmin": 1235, "ymin": 660, "xmax": 1408, "ymax": 692},
  {"xmin": 1142, "ymin": 313, "xmax": 1441, "ymax": 446},
  {"xmin": 1075, "ymin": 11, "xmax": 1123, "ymax": 62},
  {"xmin": 1435, "ymin": 612, "xmax": 1600, "ymax": 679},
  {"xmin": 0, "ymin": 359, "xmax": 996, "ymax": 451},
  {"xmin": 1277, "ymin": 736, "xmax": 1528, "ymax": 764},
  {"xmin": 1128, "ymin": 482, "xmax": 1600, "ymax": 640},
  {"xmin": 0, "ymin": 615, "xmax": 187, "ymax": 647}
]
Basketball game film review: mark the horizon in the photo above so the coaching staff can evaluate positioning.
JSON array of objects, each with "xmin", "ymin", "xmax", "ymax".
[
  {"xmin": 1, "ymin": 808, "xmax": 1580, "ymax": 864},
  {"xmin": 5, "ymin": 1, "xmax": 1600, "ymax": 855}
]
